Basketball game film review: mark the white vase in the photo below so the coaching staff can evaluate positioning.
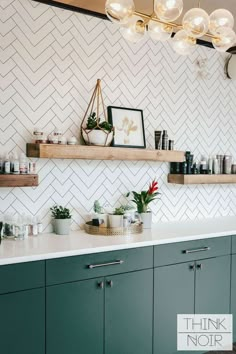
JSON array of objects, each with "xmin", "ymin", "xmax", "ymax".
[
  {"xmin": 108, "ymin": 214, "xmax": 123, "ymax": 228},
  {"xmin": 82, "ymin": 129, "xmax": 113, "ymax": 146},
  {"xmin": 54, "ymin": 219, "xmax": 71, "ymax": 235},
  {"xmin": 92, "ymin": 213, "xmax": 108, "ymax": 228},
  {"xmin": 139, "ymin": 212, "xmax": 152, "ymax": 229}
]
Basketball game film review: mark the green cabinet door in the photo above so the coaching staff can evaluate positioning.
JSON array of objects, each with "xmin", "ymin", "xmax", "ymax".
[
  {"xmin": 0, "ymin": 288, "xmax": 45, "ymax": 354},
  {"xmin": 105, "ymin": 269, "xmax": 153, "ymax": 354},
  {"xmin": 195, "ymin": 256, "xmax": 231, "ymax": 314},
  {"xmin": 231, "ymin": 255, "xmax": 236, "ymax": 342},
  {"xmin": 154, "ymin": 262, "xmax": 195, "ymax": 354},
  {"xmin": 46, "ymin": 278, "xmax": 104, "ymax": 354}
]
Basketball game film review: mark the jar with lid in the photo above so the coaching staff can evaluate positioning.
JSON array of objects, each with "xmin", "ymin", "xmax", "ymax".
[
  {"xmin": 33, "ymin": 127, "xmax": 47, "ymax": 144},
  {"xmin": 223, "ymin": 155, "xmax": 232, "ymax": 174}
]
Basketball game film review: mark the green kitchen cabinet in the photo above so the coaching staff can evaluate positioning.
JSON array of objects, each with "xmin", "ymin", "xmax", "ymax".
[
  {"xmin": 0, "ymin": 288, "xmax": 45, "ymax": 354},
  {"xmin": 195, "ymin": 255, "xmax": 231, "ymax": 314},
  {"xmin": 105, "ymin": 269, "xmax": 153, "ymax": 354},
  {"xmin": 46, "ymin": 278, "xmax": 104, "ymax": 354},
  {"xmin": 154, "ymin": 262, "xmax": 195, "ymax": 354},
  {"xmin": 231, "ymin": 254, "xmax": 236, "ymax": 342}
]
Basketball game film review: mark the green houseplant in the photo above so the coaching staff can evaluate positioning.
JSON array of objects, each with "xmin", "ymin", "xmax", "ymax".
[
  {"xmin": 127, "ymin": 180, "xmax": 160, "ymax": 228},
  {"xmin": 50, "ymin": 205, "xmax": 72, "ymax": 235},
  {"xmin": 109, "ymin": 207, "xmax": 125, "ymax": 228},
  {"xmin": 82, "ymin": 111, "xmax": 114, "ymax": 146}
]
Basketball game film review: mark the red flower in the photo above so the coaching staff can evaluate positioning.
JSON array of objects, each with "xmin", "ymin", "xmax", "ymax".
[{"xmin": 148, "ymin": 180, "xmax": 158, "ymax": 195}]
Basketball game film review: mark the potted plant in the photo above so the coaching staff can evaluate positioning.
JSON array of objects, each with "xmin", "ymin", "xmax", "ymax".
[
  {"xmin": 50, "ymin": 205, "xmax": 72, "ymax": 235},
  {"xmin": 126, "ymin": 180, "xmax": 160, "ymax": 229},
  {"xmin": 82, "ymin": 112, "xmax": 114, "ymax": 146},
  {"xmin": 92, "ymin": 200, "xmax": 108, "ymax": 228},
  {"xmin": 121, "ymin": 204, "xmax": 137, "ymax": 223},
  {"xmin": 109, "ymin": 207, "xmax": 125, "ymax": 228}
]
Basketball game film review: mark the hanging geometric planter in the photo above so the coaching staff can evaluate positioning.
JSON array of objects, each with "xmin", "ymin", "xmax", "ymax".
[{"xmin": 81, "ymin": 79, "xmax": 114, "ymax": 147}]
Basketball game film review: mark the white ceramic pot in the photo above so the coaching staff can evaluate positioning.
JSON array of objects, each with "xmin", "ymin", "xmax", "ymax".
[
  {"xmin": 108, "ymin": 214, "xmax": 123, "ymax": 228},
  {"xmin": 54, "ymin": 219, "xmax": 71, "ymax": 235},
  {"xmin": 82, "ymin": 129, "xmax": 113, "ymax": 146},
  {"xmin": 139, "ymin": 212, "xmax": 152, "ymax": 229}
]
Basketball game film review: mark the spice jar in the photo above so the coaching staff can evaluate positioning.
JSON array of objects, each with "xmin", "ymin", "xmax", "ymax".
[{"xmin": 223, "ymin": 155, "xmax": 232, "ymax": 174}]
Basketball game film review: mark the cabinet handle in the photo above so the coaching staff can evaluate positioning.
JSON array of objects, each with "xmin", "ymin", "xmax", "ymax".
[
  {"xmin": 88, "ymin": 260, "xmax": 124, "ymax": 269},
  {"xmin": 97, "ymin": 281, "xmax": 104, "ymax": 289},
  {"xmin": 197, "ymin": 263, "xmax": 203, "ymax": 270},
  {"xmin": 183, "ymin": 247, "xmax": 210, "ymax": 254},
  {"xmin": 189, "ymin": 264, "xmax": 195, "ymax": 270},
  {"xmin": 107, "ymin": 280, "xmax": 113, "ymax": 288}
]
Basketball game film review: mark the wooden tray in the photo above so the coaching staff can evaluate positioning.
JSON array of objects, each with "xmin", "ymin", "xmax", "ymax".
[{"xmin": 84, "ymin": 221, "xmax": 143, "ymax": 236}]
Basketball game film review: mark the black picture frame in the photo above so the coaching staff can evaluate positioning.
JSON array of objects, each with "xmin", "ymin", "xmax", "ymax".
[{"xmin": 107, "ymin": 106, "xmax": 146, "ymax": 149}]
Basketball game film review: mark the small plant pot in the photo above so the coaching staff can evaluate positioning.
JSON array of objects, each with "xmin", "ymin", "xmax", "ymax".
[
  {"xmin": 139, "ymin": 211, "xmax": 152, "ymax": 229},
  {"xmin": 92, "ymin": 213, "xmax": 108, "ymax": 228},
  {"xmin": 108, "ymin": 214, "xmax": 124, "ymax": 228},
  {"xmin": 82, "ymin": 129, "xmax": 113, "ymax": 147},
  {"xmin": 54, "ymin": 219, "xmax": 71, "ymax": 235}
]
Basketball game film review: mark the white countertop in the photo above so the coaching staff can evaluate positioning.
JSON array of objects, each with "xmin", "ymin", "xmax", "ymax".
[{"xmin": 0, "ymin": 215, "xmax": 236, "ymax": 265}]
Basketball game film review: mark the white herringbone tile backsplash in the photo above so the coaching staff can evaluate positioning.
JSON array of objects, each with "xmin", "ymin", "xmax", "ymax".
[{"xmin": 1, "ymin": 0, "xmax": 236, "ymax": 231}]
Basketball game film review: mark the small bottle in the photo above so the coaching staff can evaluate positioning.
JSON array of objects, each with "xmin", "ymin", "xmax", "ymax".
[
  {"xmin": 208, "ymin": 157, "xmax": 213, "ymax": 175},
  {"xmin": 213, "ymin": 157, "xmax": 219, "ymax": 174},
  {"xmin": 4, "ymin": 153, "xmax": 11, "ymax": 174},
  {"xmin": 12, "ymin": 153, "xmax": 20, "ymax": 175},
  {"xmin": 32, "ymin": 216, "xmax": 38, "ymax": 236},
  {"xmin": 37, "ymin": 216, "xmax": 43, "ymax": 234},
  {"xmin": 29, "ymin": 161, "xmax": 36, "ymax": 174},
  {"xmin": 19, "ymin": 153, "xmax": 28, "ymax": 174},
  {"xmin": 0, "ymin": 155, "xmax": 3, "ymax": 174},
  {"xmin": 168, "ymin": 140, "xmax": 174, "ymax": 150},
  {"xmin": 161, "ymin": 130, "xmax": 168, "ymax": 150}
]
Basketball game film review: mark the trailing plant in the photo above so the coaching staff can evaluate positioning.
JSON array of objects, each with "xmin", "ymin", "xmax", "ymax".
[
  {"xmin": 93, "ymin": 200, "xmax": 103, "ymax": 214},
  {"xmin": 126, "ymin": 180, "xmax": 160, "ymax": 213},
  {"xmin": 50, "ymin": 205, "xmax": 72, "ymax": 219},
  {"xmin": 86, "ymin": 112, "xmax": 113, "ymax": 132},
  {"xmin": 113, "ymin": 207, "xmax": 125, "ymax": 215}
]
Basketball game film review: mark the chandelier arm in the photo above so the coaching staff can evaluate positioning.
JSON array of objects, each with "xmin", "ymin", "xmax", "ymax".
[{"xmin": 133, "ymin": 10, "xmax": 219, "ymax": 39}]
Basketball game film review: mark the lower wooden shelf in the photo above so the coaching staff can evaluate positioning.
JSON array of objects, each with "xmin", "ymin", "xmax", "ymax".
[
  {"xmin": 26, "ymin": 143, "xmax": 185, "ymax": 162},
  {"xmin": 0, "ymin": 174, "xmax": 38, "ymax": 187},
  {"xmin": 168, "ymin": 174, "xmax": 236, "ymax": 185}
]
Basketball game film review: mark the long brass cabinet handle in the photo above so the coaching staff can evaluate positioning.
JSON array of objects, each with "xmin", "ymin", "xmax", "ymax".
[
  {"xmin": 88, "ymin": 260, "xmax": 124, "ymax": 269},
  {"xmin": 183, "ymin": 247, "xmax": 210, "ymax": 254}
]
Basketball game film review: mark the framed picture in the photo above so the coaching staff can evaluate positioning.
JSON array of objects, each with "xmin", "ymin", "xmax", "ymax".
[{"xmin": 107, "ymin": 106, "xmax": 146, "ymax": 148}]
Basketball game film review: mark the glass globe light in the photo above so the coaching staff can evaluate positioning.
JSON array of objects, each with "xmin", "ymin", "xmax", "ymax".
[
  {"xmin": 172, "ymin": 30, "xmax": 196, "ymax": 55},
  {"xmin": 212, "ymin": 27, "xmax": 236, "ymax": 52},
  {"xmin": 120, "ymin": 15, "xmax": 146, "ymax": 43},
  {"xmin": 209, "ymin": 9, "xmax": 234, "ymax": 35},
  {"xmin": 154, "ymin": 0, "xmax": 183, "ymax": 22},
  {"xmin": 182, "ymin": 8, "xmax": 209, "ymax": 38},
  {"xmin": 148, "ymin": 20, "xmax": 173, "ymax": 41},
  {"xmin": 105, "ymin": 0, "xmax": 135, "ymax": 24}
]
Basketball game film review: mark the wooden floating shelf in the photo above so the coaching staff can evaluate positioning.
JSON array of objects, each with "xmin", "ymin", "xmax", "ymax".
[
  {"xmin": 0, "ymin": 174, "xmax": 38, "ymax": 187},
  {"xmin": 26, "ymin": 144, "xmax": 185, "ymax": 162},
  {"xmin": 168, "ymin": 174, "xmax": 236, "ymax": 185}
]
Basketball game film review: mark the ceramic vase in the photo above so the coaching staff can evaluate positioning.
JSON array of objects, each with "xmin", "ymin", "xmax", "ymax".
[
  {"xmin": 139, "ymin": 212, "xmax": 152, "ymax": 229},
  {"xmin": 54, "ymin": 219, "xmax": 71, "ymax": 235},
  {"xmin": 108, "ymin": 215, "xmax": 123, "ymax": 228}
]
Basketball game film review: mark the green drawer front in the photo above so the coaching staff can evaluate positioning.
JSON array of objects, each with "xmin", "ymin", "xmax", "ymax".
[
  {"xmin": 46, "ymin": 247, "xmax": 153, "ymax": 285},
  {"xmin": 0, "ymin": 261, "xmax": 45, "ymax": 294},
  {"xmin": 232, "ymin": 235, "xmax": 236, "ymax": 254},
  {"xmin": 154, "ymin": 237, "xmax": 231, "ymax": 267}
]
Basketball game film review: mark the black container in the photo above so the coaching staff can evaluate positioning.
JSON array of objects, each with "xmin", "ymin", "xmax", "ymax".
[{"xmin": 162, "ymin": 130, "xmax": 168, "ymax": 150}]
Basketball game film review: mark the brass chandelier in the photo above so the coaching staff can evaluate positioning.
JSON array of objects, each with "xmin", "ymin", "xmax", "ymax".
[{"xmin": 105, "ymin": 0, "xmax": 236, "ymax": 55}]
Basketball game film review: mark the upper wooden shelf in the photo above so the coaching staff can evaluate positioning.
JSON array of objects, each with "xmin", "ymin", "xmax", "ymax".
[
  {"xmin": 168, "ymin": 174, "xmax": 236, "ymax": 185},
  {"xmin": 0, "ymin": 174, "xmax": 38, "ymax": 187},
  {"xmin": 26, "ymin": 144, "xmax": 185, "ymax": 162}
]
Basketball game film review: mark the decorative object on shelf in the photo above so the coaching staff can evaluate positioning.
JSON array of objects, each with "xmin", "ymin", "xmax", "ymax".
[
  {"xmin": 105, "ymin": 0, "xmax": 236, "ymax": 55},
  {"xmin": 50, "ymin": 205, "xmax": 72, "ymax": 235},
  {"xmin": 84, "ymin": 221, "xmax": 143, "ymax": 236},
  {"xmin": 67, "ymin": 136, "xmax": 78, "ymax": 145},
  {"xmin": 154, "ymin": 130, "xmax": 174, "ymax": 151},
  {"xmin": 127, "ymin": 179, "xmax": 160, "ymax": 228},
  {"xmin": 108, "ymin": 106, "xmax": 146, "ymax": 148},
  {"xmin": 26, "ymin": 143, "xmax": 185, "ymax": 162},
  {"xmin": 109, "ymin": 207, "xmax": 125, "ymax": 228},
  {"xmin": 81, "ymin": 79, "xmax": 114, "ymax": 147},
  {"xmin": 92, "ymin": 200, "xmax": 108, "ymax": 228}
]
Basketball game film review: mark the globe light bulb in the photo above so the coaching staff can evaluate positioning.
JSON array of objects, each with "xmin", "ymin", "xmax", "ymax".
[
  {"xmin": 209, "ymin": 9, "xmax": 234, "ymax": 35},
  {"xmin": 172, "ymin": 30, "xmax": 196, "ymax": 55},
  {"xmin": 154, "ymin": 0, "xmax": 183, "ymax": 22},
  {"xmin": 183, "ymin": 8, "xmax": 209, "ymax": 38},
  {"xmin": 212, "ymin": 27, "xmax": 236, "ymax": 52},
  {"xmin": 105, "ymin": 0, "xmax": 135, "ymax": 24},
  {"xmin": 148, "ymin": 20, "xmax": 173, "ymax": 41},
  {"xmin": 120, "ymin": 15, "xmax": 146, "ymax": 43}
]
